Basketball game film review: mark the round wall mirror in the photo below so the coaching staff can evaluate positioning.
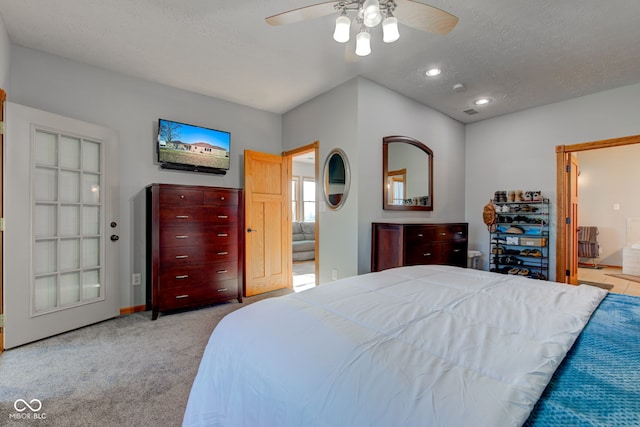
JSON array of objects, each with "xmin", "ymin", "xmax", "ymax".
[{"xmin": 323, "ymin": 148, "xmax": 350, "ymax": 210}]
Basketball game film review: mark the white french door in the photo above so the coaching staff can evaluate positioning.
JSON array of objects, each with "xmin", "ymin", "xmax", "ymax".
[{"xmin": 4, "ymin": 103, "xmax": 119, "ymax": 349}]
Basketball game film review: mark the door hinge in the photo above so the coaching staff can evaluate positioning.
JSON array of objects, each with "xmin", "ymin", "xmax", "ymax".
[
  {"xmin": 565, "ymin": 217, "xmax": 571, "ymax": 225},
  {"xmin": 0, "ymin": 121, "xmax": 4, "ymax": 135},
  {"xmin": 0, "ymin": 217, "xmax": 4, "ymax": 231},
  {"xmin": 566, "ymin": 269, "xmax": 571, "ymax": 277},
  {"xmin": 0, "ymin": 313, "xmax": 4, "ymax": 328},
  {"xmin": 566, "ymin": 164, "xmax": 571, "ymax": 173}
]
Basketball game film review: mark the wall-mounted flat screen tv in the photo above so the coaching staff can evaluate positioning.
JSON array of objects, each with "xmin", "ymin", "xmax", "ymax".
[{"xmin": 157, "ymin": 118, "xmax": 230, "ymax": 172}]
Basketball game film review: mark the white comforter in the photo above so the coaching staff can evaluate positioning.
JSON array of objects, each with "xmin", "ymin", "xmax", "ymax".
[{"xmin": 183, "ymin": 265, "xmax": 606, "ymax": 427}]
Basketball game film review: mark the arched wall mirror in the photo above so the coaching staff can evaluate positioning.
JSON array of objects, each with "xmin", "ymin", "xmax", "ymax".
[
  {"xmin": 323, "ymin": 148, "xmax": 350, "ymax": 210},
  {"xmin": 383, "ymin": 136, "xmax": 433, "ymax": 211}
]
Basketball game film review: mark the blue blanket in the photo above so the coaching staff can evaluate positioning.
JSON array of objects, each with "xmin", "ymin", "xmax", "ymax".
[{"xmin": 525, "ymin": 293, "xmax": 640, "ymax": 426}]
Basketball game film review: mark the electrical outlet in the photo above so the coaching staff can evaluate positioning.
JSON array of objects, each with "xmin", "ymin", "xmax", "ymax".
[
  {"xmin": 132, "ymin": 273, "xmax": 141, "ymax": 286},
  {"xmin": 331, "ymin": 269, "xmax": 338, "ymax": 281}
]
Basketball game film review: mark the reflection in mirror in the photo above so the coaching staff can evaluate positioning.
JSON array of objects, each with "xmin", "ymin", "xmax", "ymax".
[
  {"xmin": 323, "ymin": 149, "xmax": 350, "ymax": 210},
  {"xmin": 383, "ymin": 136, "xmax": 433, "ymax": 211}
]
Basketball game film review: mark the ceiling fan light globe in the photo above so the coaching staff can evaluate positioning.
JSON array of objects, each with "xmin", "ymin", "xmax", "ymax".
[
  {"xmin": 362, "ymin": 0, "xmax": 382, "ymax": 27},
  {"xmin": 333, "ymin": 15, "xmax": 351, "ymax": 43},
  {"xmin": 382, "ymin": 16, "xmax": 399, "ymax": 43},
  {"xmin": 355, "ymin": 30, "xmax": 371, "ymax": 56}
]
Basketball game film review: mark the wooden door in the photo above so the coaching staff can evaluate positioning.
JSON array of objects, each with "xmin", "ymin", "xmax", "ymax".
[
  {"xmin": 244, "ymin": 150, "xmax": 292, "ymax": 296},
  {"xmin": 568, "ymin": 154, "xmax": 579, "ymax": 284}
]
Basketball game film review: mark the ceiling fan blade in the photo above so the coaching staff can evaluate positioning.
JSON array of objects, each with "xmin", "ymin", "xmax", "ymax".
[
  {"xmin": 393, "ymin": 0, "xmax": 459, "ymax": 35},
  {"xmin": 266, "ymin": 1, "xmax": 339, "ymax": 26}
]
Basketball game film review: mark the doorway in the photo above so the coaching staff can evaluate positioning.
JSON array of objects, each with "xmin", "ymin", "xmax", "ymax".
[
  {"xmin": 556, "ymin": 134, "xmax": 640, "ymax": 284},
  {"xmin": 284, "ymin": 142, "xmax": 319, "ymax": 292}
]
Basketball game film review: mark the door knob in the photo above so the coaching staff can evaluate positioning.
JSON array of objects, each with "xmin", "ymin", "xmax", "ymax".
[
  {"xmin": 247, "ymin": 228, "xmax": 258, "ymax": 233},
  {"xmin": 110, "ymin": 235, "xmax": 120, "ymax": 241}
]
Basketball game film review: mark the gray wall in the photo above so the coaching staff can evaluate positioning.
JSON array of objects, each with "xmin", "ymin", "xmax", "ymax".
[
  {"xmin": 465, "ymin": 82, "xmax": 640, "ymax": 280},
  {"xmin": 0, "ymin": 14, "xmax": 9, "ymax": 90},
  {"xmin": 577, "ymin": 144, "xmax": 640, "ymax": 266},
  {"xmin": 283, "ymin": 79, "xmax": 359, "ymax": 283},
  {"xmin": 283, "ymin": 77, "xmax": 466, "ymax": 280},
  {"xmin": 9, "ymin": 45, "xmax": 282, "ymax": 309}
]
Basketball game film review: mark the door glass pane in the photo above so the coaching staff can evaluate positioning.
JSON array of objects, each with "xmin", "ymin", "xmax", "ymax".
[
  {"xmin": 83, "ymin": 270, "xmax": 101, "ymax": 299},
  {"xmin": 60, "ymin": 136, "xmax": 81, "ymax": 169},
  {"xmin": 34, "ymin": 130, "xmax": 58, "ymax": 167},
  {"xmin": 83, "ymin": 237, "xmax": 100, "ymax": 268},
  {"xmin": 34, "ymin": 276, "xmax": 57, "ymax": 311},
  {"xmin": 60, "ymin": 272, "xmax": 81, "ymax": 305},
  {"xmin": 82, "ymin": 173, "xmax": 100, "ymax": 204},
  {"xmin": 35, "ymin": 204, "xmax": 57, "ymax": 238},
  {"xmin": 83, "ymin": 140, "xmax": 101, "ymax": 172},
  {"xmin": 34, "ymin": 240, "xmax": 57, "ymax": 275},
  {"xmin": 60, "ymin": 238, "xmax": 80, "ymax": 270},
  {"xmin": 60, "ymin": 205, "xmax": 80, "ymax": 236},
  {"xmin": 60, "ymin": 170, "xmax": 80, "ymax": 202},
  {"xmin": 83, "ymin": 206, "xmax": 100, "ymax": 236},
  {"xmin": 34, "ymin": 167, "xmax": 58, "ymax": 202}
]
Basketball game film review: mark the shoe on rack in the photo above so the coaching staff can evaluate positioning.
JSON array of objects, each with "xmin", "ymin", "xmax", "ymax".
[
  {"xmin": 518, "ymin": 268, "xmax": 529, "ymax": 276},
  {"xmin": 508, "ymin": 268, "xmax": 520, "ymax": 275}
]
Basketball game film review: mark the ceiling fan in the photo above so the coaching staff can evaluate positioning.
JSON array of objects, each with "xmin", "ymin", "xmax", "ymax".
[{"xmin": 266, "ymin": 0, "xmax": 458, "ymax": 57}]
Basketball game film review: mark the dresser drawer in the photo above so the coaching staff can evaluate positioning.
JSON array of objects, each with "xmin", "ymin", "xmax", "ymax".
[
  {"xmin": 404, "ymin": 226, "xmax": 436, "ymax": 245},
  {"xmin": 159, "ymin": 244, "xmax": 238, "ymax": 268},
  {"xmin": 433, "ymin": 224, "xmax": 467, "ymax": 242},
  {"xmin": 158, "ymin": 279, "xmax": 239, "ymax": 310},
  {"xmin": 159, "ymin": 224, "xmax": 238, "ymax": 247},
  {"xmin": 204, "ymin": 190, "xmax": 239, "ymax": 206},
  {"xmin": 160, "ymin": 261, "xmax": 238, "ymax": 288},
  {"xmin": 405, "ymin": 243, "xmax": 442, "ymax": 265},
  {"xmin": 158, "ymin": 206, "xmax": 239, "ymax": 225},
  {"xmin": 158, "ymin": 187, "xmax": 203, "ymax": 206}
]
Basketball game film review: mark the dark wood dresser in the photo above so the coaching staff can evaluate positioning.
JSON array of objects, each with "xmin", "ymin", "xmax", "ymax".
[
  {"xmin": 371, "ymin": 222, "xmax": 468, "ymax": 272},
  {"xmin": 146, "ymin": 184, "xmax": 243, "ymax": 320}
]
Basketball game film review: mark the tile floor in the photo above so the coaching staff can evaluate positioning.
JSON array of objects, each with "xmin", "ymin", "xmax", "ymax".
[{"xmin": 578, "ymin": 266, "xmax": 640, "ymax": 296}]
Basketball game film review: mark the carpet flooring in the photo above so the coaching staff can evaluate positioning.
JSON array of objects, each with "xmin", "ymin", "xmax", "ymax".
[
  {"xmin": 0, "ymin": 289, "xmax": 291, "ymax": 427},
  {"xmin": 606, "ymin": 273, "xmax": 640, "ymax": 284}
]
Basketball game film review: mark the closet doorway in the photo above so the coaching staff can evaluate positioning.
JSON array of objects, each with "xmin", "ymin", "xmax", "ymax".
[
  {"xmin": 556, "ymin": 134, "xmax": 640, "ymax": 284},
  {"xmin": 284, "ymin": 142, "xmax": 319, "ymax": 292}
]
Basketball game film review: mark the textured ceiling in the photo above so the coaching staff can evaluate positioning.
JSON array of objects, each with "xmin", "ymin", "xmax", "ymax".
[{"xmin": 1, "ymin": 0, "xmax": 640, "ymax": 123}]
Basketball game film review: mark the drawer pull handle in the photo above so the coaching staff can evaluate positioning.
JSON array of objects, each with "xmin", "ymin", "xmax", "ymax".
[
  {"xmin": 217, "ymin": 251, "xmax": 228, "ymax": 256},
  {"xmin": 175, "ymin": 294, "xmax": 189, "ymax": 299},
  {"xmin": 176, "ymin": 275, "xmax": 189, "ymax": 279},
  {"xmin": 453, "ymin": 249, "xmax": 461, "ymax": 253},
  {"xmin": 217, "ymin": 269, "xmax": 228, "ymax": 274},
  {"xmin": 176, "ymin": 235, "xmax": 189, "ymax": 239},
  {"xmin": 221, "ymin": 196, "xmax": 225, "ymax": 200},
  {"xmin": 417, "ymin": 233, "xmax": 423, "ymax": 237},
  {"xmin": 218, "ymin": 215, "xmax": 229, "ymax": 219},
  {"xmin": 175, "ymin": 255, "xmax": 189, "ymax": 259},
  {"xmin": 176, "ymin": 215, "xmax": 189, "ymax": 219},
  {"xmin": 423, "ymin": 253, "xmax": 432, "ymax": 257},
  {"xmin": 217, "ymin": 233, "xmax": 228, "ymax": 237},
  {"xmin": 440, "ymin": 232, "xmax": 447, "ymax": 236},
  {"xmin": 217, "ymin": 288, "xmax": 228, "ymax": 292}
]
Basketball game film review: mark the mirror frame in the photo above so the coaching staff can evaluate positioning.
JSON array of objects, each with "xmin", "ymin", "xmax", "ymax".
[
  {"xmin": 383, "ymin": 136, "xmax": 433, "ymax": 211},
  {"xmin": 323, "ymin": 148, "xmax": 351, "ymax": 210}
]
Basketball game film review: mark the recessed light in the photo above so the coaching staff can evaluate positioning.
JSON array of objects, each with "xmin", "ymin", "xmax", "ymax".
[
  {"xmin": 425, "ymin": 68, "xmax": 441, "ymax": 77},
  {"xmin": 474, "ymin": 97, "xmax": 491, "ymax": 106}
]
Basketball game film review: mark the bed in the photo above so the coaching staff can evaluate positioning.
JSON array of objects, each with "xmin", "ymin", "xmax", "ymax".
[{"xmin": 183, "ymin": 265, "xmax": 639, "ymax": 427}]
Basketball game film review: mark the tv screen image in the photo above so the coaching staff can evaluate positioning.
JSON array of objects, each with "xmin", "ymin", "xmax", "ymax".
[{"xmin": 157, "ymin": 119, "xmax": 230, "ymax": 171}]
